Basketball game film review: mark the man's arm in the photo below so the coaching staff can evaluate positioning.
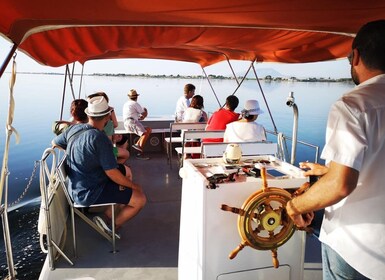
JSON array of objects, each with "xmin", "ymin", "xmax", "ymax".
[
  {"xmin": 139, "ymin": 107, "xmax": 148, "ymax": 120},
  {"xmin": 286, "ymin": 161, "xmax": 359, "ymax": 227},
  {"xmin": 51, "ymin": 140, "xmax": 65, "ymax": 150},
  {"xmin": 105, "ymin": 168, "xmax": 141, "ymax": 191}
]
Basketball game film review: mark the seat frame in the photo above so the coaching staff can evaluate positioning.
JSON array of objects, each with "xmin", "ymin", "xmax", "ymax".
[
  {"xmin": 56, "ymin": 156, "xmax": 118, "ymax": 255},
  {"xmin": 165, "ymin": 122, "xmax": 207, "ymax": 166}
]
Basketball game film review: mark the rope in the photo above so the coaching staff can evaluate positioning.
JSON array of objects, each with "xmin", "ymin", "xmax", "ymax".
[
  {"xmin": 0, "ymin": 51, "xmax": 19, "ymax": 280},
  {"xmin": 0, "ymin": 54, "xmax": 20, "ymax": 205}
]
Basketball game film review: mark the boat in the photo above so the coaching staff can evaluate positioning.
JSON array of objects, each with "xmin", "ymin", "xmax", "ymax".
[{"xmin": 0, "ymin": 1, "xmax": 384, "ymax": 279}]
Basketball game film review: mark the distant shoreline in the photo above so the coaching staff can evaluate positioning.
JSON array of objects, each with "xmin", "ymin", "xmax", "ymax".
[{"xmin": 11, "ymin": 72, "xmax": 353, "ymax": 83}]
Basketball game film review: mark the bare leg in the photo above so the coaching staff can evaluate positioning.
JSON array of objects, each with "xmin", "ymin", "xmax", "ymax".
[
  {"xmin": 104, "ymin": 165, "xmax": 145, "ymax": 229},
  {"xmin": 117, "ymin": 146, "xmax": 130, "ymax": 164},
  {"xmin": 135, "ymin": 127, "xmax": 152, "ymax": 150},
  {"xmin": 114, "ymin": 188, "xmax": 146, "ymax": 229}
]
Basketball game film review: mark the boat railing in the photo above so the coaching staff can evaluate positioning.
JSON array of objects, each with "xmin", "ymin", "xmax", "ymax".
[{"xmin": 266, "ymin": 130, "xmax": 320, "ymax": 164}]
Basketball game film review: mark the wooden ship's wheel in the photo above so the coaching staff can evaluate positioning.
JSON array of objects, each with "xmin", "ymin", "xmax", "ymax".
[{"xmin": 221, "ymin": 167, "xmax": 309, "ymax": 268}]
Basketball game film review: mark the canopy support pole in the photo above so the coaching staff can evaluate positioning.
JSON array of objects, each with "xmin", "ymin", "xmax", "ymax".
[
  {"xmin": 251, "ymin": 62, "xmax": 279, "ymax": 134},
  {"xmin": 225, "ymin": 57, "xmax": 240, "ymax": 86},
  {"xmin": 78, "ymin": 64, "xmax": 85, "ymax": 99},
  {"xmin": 59, "ymin": 67, "xmax": 69, "ymax": 120},
  {"xmin": 68, "ymin": 64, "xmax": 76, "ymax": 100},
  {"xmin": 201, "ymin": 67, "xmax": 222, "ymax": 108},
  {"xmin": 228, "ymin": 60, "xmax": 253, "ymax": 98},
  {"xmin": 0, "ymin": 43, "xmax": 17, "ymax": 79}
]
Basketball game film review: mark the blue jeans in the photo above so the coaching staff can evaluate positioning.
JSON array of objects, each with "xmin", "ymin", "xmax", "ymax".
[{"xmin": 322, "ymin": 243, "xmax": 370, "ymax": 280}]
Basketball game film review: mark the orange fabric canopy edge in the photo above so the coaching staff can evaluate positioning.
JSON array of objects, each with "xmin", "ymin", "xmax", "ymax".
[{"xmin": 1, "ymin": 0, "xmax": 384, "ymax": 67}]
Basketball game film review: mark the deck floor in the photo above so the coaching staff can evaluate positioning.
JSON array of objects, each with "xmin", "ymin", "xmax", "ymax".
[{"xmin": 39, "ymin": 151, "xmax": 322, "ymax": 280}]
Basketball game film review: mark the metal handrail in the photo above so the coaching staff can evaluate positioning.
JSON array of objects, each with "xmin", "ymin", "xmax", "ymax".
[{"xmin": 266, "ymin": 130, "xmax": 319, "ymax": 164}]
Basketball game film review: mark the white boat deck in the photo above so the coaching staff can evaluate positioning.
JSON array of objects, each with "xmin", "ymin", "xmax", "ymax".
[{"xmin": 38, "ymin": 152, "xmax": 322, "ymax": 280}]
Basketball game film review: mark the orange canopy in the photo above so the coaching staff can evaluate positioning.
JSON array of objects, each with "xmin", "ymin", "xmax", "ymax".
[{"xmin": 1, "ymin": 0, "xmax": 384, "ymax": 67}]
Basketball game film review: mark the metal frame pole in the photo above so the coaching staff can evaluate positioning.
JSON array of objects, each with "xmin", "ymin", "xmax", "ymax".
[{"xmin": 0, "ymin": 43, "xmax": 17, "ymax": 78}]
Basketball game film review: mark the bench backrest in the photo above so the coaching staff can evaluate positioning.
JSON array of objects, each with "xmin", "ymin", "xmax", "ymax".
[
  {"xmin": 170, "ymin": 122, "xmax": 207, "ymax": 132},
  {"xmin": 201, "ymin": 141, "xmax": 278, "ymax": 158},
  {"xmin": 169, "ymin": 122, "xmax": 207, "ymax": 141},
  {"xmin": 182, "ymin": 130, "xmax": 225, "ymax": 141},
  {"xmin": 180, "ymin": 130, "xmax": 225, "ymax": 156}
]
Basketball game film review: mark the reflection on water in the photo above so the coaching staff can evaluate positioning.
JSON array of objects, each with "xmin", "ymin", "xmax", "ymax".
[{"xmin": 0, "ymin": 202, "xmax": 44, "ymax": 280}]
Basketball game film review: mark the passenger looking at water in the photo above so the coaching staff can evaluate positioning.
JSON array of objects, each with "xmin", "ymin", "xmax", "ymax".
[
  {"xmin": 88, "ymin": 92, "xmax": 130, "ymax": 164},
  {"xmin": 182, "ymin": 95, "xmax": 208, "ymax": 123},
  {"xmin": 123, "ymin": 89, "xmax": 152, "ymax": 160},
  {"xmin": 181, "ymin": 95, "xmax": 208, "ymax": 159},
  {"xmin": 52, "ymin": 99, "xmax": 89, "ymax": 135},
  {"xmin": 286, "ymin": 20, "xmax": 385, "ymax": 280},
  {"xmin": 204, "ymin": 95, "xmax": 240, "ymax": 142},
  {"xmin": 70, "ymin": 99, "xmax": 88, "ymax": 124},
  {"xmin": 223, "ymin": 99, "xmax": 266, "ymax": 142},
  {"xmin": 52, "ymin": 96, "xmax": 146, "ymax": 237},
  {"xmin": 175, "ymin": 83, "xmax": 195, "ymax": 122}
]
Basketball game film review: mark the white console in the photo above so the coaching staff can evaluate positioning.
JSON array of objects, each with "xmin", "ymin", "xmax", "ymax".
[{"xmin": 178, "ymin": 156, "xmax": 308, "ymax": 280}]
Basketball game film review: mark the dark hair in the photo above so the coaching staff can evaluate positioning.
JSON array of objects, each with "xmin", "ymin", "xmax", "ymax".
[
  {"xmin": 70, "ymin": 99, "xmax": 88, "ymax": 123},
  {"xmin": 353, "ymin": 20, "xmax": 385, "ymax": 71},
  {"xmin": 88, "ymin": 92, "xmax": 109, "ymax": 102},
  {"xmin": 226, "ymin": 95, "xmax": 239, "ymax": 111},
  {"xmin": 184, "ymin": 83, "xmax": 196, "ymax": 94},
  {"xmin": 190, "ymin": 95, "xmax": 204, "ymax": 109}
]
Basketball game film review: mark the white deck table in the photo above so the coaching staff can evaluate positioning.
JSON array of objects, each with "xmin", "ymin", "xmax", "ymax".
[{"xmin": 178, "ymin": 155, "xmax": 308, "ymax": 280}]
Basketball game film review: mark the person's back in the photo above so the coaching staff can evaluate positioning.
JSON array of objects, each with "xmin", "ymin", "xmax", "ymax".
[
  {"xmin": 182, "ymin": 95, "xmax": 208, "ymax": 123},
  {"xmin": 53, "ymin": 95, "xmax": 146, "ymax": 236},
  {"xmin": 56, "ymin": 123, "xmax": 115, "ymax": 205},
  {"xmin": 123, "ymin": 89, "xmax": 152, "ymax": 159},
  {"xmin": 286, "ymin": 20, "xmax": 385, "ymax": 280},
  {"xmin": 205, "ymin": 95, "xmax": 240, "ymax": 142},
  {"xmin": 224, "ymin": 99, "xmax": 266, "ymax": 142}
]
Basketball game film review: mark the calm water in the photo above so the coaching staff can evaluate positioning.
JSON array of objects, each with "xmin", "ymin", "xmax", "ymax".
[{"xmin": 0, "ymin": 74, "xmax": 354, "ymax": 279}]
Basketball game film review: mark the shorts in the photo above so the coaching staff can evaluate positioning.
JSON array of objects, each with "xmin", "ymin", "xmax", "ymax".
[
  {"xmin": 124, "ymin": 119, "xmax": 146, "ymax": 136},
  {"xmin": 94, "ymin": 164, "xmax": 133, "ymax": 205}
]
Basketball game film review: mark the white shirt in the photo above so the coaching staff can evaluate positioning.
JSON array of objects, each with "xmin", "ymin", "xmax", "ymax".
[
  {"xmin": 123, "ymin": 99, "xmax": 144, "ymax": 121},
  {"xmin": 224, "ymin": 121, "xmax": 266, "ymax": 142},
  {"xmin": 183, "ymin": 107, "xmax": 203, "ymax": 123},
  {"xmin": 175, "ymin": 96, "xmax": 190, "ymax": 122},
  {"xmin": 319, "ymin": 74, "xmax": 385, "ymax": 280}
]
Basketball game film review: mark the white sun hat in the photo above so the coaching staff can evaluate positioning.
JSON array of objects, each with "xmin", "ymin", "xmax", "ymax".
[
  {"xmin": 85, "ymin": 96, "xmax": 112, "ymax": 117},
  {"xmin": 243, "ymin": 99, "xmax": 264, "ymax": 115}
]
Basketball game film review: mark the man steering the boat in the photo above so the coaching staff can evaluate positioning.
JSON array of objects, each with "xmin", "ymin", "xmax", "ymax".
[
  {"xmin": 286, "ymin": 20, "xmax": 385, "ymax": 280},
  {"xmin": 52, "ymin": 96, "xmax": 146, "ymax": 237}
]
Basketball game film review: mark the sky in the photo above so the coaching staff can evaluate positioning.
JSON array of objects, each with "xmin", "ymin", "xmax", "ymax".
[{"xmin": 0, "ymin": 37, "xmax": 351, "ymax": 79}]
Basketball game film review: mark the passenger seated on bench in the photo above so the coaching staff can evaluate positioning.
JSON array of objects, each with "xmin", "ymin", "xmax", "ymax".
[
  {"xmin": 52, "ymin": 99, "xmax": 88, "ymax": 135},
  {"xmin": 224, "ymin": 99, "xmax": 266, "ymax": 142},
  {"xmin": 175, "ymin": 83, "xmax": 195, "ymax": 122},
  {"xmin": 52, "ymin": 96, "xmax": 146, "ymax": 236},
  {"xmin": 123, "ymin": 89, "xmax": 152, "ymax": 160},
  {"xmin": 204, "ymin": 95, "xmax": 240, "ymax": 142},
  {"xmin": 182, "ymin": 95, "xmax": 208, "ymax": 123},
  {"xmin": 88, "ymin": 92, "xmax": 130, "ymax": 164},
  {"xmin": 182, "ymin": 95, "xmax": 208, "ymax": 158}
]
